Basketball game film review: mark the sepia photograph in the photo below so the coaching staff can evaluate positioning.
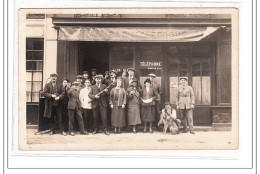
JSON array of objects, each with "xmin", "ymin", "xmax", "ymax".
[{"xmin": 18, "ymin": 8, "xmax": 238, "ymax": 150}]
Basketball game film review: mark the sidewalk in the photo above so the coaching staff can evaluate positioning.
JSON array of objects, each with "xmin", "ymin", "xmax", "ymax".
[{"xmin": 25, "ymin": 126, "xmax": 236, "ymax": 151}]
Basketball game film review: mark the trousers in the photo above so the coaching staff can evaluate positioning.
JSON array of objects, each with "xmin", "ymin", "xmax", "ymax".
[
  {"xmin": 50, "ymin": 106, "xmax": 64, "ymax": 132},
  {"xmin": 92, "ymin": 103, "xmax": 107, "ymax": 131},
  {"xmin": 68, "ymin": 107, "xmax": 85, "ymax": 133},
  {"xmin": 82, "ymin": 108, "xmax": 93, "ymax": 131},
  {"xmin": 180, "ymin": 109, "xmax": 193, "ymax": 130}
]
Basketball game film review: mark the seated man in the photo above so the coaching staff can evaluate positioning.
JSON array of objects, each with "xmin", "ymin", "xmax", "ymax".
[{"xmin": 158, "ymin": 102, "xmax": 181, "ymax": 135}]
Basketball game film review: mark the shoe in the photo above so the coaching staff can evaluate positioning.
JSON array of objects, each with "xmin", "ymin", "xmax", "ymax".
[
  {"xmin": 133, "ymin": 130, "xmax": 137, "ymax": 134},
  {"xmin": 149, "ymin": 129, "xmax": 153, "ymax": 134},
  {"xmin": 80, "ymin": 131, "xmax": 89, "ymax": 135},
  {"xmin": 114, "ymin": 129, "xmax": 117, "ymax": 134},
  {"xmin": 62, "ymin": 131, "xmax": 67, "ymax": 136},
  {"xmin": 92, "ymin": 130, "xmax": 97, "ymax": 135},
  {"xmin": 182, "ymin": 129, "xmax": 188, "ymax": 133},
  {"xmin": 118, "ymin": 129, "xmax": 121, "ymax": 134},
  {"xmin": 49, "ymin": 131, "xmax": 54, "ymax": 135},
  {"xmin": 104, "ymin": 130, "xmax": 110, "ymax": 135},
  {"xmin": 70, "ymin": 132, "xmax": 75, "ymax": 136},
  {"xmin": 190, "ymin": 130, "xmax": 195, "ymax": 134},
  {"xmin": 143, "ymin": 129, "xmax": 147, "ymax": 133}
]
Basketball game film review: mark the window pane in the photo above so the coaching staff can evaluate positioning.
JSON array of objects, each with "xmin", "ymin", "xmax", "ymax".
[
  {"xmin": 202, "ymin": 76, "xmax": 211, "ymax": 104},
  {"xmin": 33, "ymin": 40, "xmax": 44, "ymax": 50},
  {"xmin": 26, "ymin": 82, "xmax": 32, "ymax": 92},
  {"xmin": 32, "ymin": 92, "xmax": 39, "ymax": 102},
  {"xmin": 26, "ymin": 92, "xmax": 31, "ymax": 102},
  {"xmin": 26, "ymin": 51, "xmax": 33, "ymax": 60},
  {"xmin": 26, "ymin": 61, "xmax": 34, "ymax": 70},
  {"xmin": 33, "ymin": 72, "xmax": 42, "ymax": 81},
  {"xmin": 192, "ymin": 77, "xmax": 202, "ymax": 104},
  {"xmin": 169, "ymin": 59, "xmax": 178, "ymax": 77},
  {"xmin": 202, "ymin": 61, "xmax": 211, "ymax": 76},
  {"xmin": 169, "ymin": 77, "xmax": 179, "ymax": 105},
  {"xmin": 32, "ymin": 82, "xmax": 42, "ymax": 92},
  {"xmin": 26, "ymin": 72, "xmax": 32, "ymax": 81},
  {"xmin": 35, "ymin": 61, "xmax": 43, "ymax": 70},
  {"xmin": 192, "ymin": 62, "xmax": 200, "ymax": 76},
  {"xmin": 34, "ymin": 51, "xmax": 43, "ymax": 60},
  {"xmin": 179, "ymin": 59, "xmax": 187, "ymax": 76},
  {"xmin": 26, "ymin": 39, "xmax": 33, "ymax": 50}
]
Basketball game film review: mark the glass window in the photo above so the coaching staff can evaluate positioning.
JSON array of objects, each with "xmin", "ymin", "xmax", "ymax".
[{"xmin": 26, "ymin": 38, "xmax": 44, "ymax": 102}]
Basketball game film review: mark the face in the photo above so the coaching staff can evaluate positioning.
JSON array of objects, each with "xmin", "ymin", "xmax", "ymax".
[
  {"xmin": 117, "ymin": 80, "xmax": 122, "ymax": 87},
  {"xmin": 180, "ymin": 79, "xmax": 187, "ymax": 86},
  {"xmin": 83, "ymin": 74, "xmax": 89, "ymax": 79},
  {"xmin": 128, "ymin": 70, "xmax": 134, "ymax": 76},
  {"xmin": 165, "ymin": 104, "xmax": 171, "ymax": 110},
  {"xmin": 95, "ymin": 78, "xmax": 101, "ymax": 84},
  {"xmin": 110, "ymin": 72, "xmax": 116, "ymax": 78},
  {"xmin": 92, "ymin": 71, "xmax": 97, "ymax": 76},
  {"xmin": 149, "ymin": 76, "xmax": 155, "ymax": 81},
  {"xmin": 145, "ymin": 82, "xmax": 151, "ymax": 87},
  {"xmin": 51, "ymin": 76, "xmax": 57, "ymax": 82},
  {"xmin": 76, "ymin": 78, "xmax": 83, "ymax": 83},
  {"xmin": 62, "ymin": 80, "xmax": 68, "ymax": 86},
  {"xmin": 85, "ymin": 80, "xmax": 91, "ymax": 87}
]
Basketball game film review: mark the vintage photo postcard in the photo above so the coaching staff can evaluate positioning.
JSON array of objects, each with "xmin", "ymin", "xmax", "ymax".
[{"xmin": 18, "ymin": 8, "xmax": 238, "ymax": 150}]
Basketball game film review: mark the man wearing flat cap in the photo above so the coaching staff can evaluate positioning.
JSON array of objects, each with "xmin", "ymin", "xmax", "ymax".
[
  {"xmin": 82, "ymin": 71, "xmax": 90, "ymax": 84},
  {"xmin": 76, "ymin": 75, "xmax": 85, "ymax": 89},
  {"xmin": 176, "ymin": 77, "xmax": 195, "ymax": 134},
  {"xmin": 123, "ymin": 68, "xmax": 142, "ymax": 91},
  {"xmin": 67, "ymin": 81, "xmax": 88, "ymax": 136},
  {"xmin": 43, "ymin": 73, "xmax": 66, "ymax": 136},
  {"xmin": 90, "ymin": 69, "xmax": 97, "ymax": 85},
  {"xmin": 88, "ymin": 75, "xmax": 110, "ymax": 135},
  {"xmin": 148, "ymin": 73, "xmax": 162, "ymax": 127}
]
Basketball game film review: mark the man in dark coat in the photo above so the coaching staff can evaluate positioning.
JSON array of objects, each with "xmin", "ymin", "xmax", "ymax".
[
  {"xmin": 123, "ymin": 68, "xmax": 142, "ymax": 91},
  {"xmin": 67, "ymin": 81, "xmax": 88, "ymax": 136},
  {"xmin": 88, "ymin": 75, "xmax": 110, "ymax": 135},
  {"xmin": 176, "ymin": 77, "xmax": 195, "ymax": 134},
  {"xmin": 76, "ymin": 75, "xmax": 85, "ymax": 89},
  {"xmin": 61, "ymin": 78, "xmax": 70, "ymax": 132},
  {"xmin": 82, "ymin": 71, "xmax": 90, "ymax": 84},
  {"xmin": 43, "ymin": 73, "xmax": 66, "ymax": 136},
  {"xmin": 90, "ymin": 69, "xmax": 97, "ymax": 85}
]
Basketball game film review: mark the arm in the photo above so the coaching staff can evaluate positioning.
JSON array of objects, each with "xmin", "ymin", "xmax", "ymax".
[
  {"xmin": 109, "ymin": 89, "xmax": 114, "ymax": 105},
  {"xmin": 88, "ymin": 87, "xmax": 96, "ymax": 100},
  {"xmin": 170, "ymin": 109, "xmax": 177, "ymax": 120},
  {"xmin": 79, "ymin": 89, "xmax": 83, "ymax": 104},
  {"xmin": 42, "ymin": 84, "xmax": 52, "ymax": 99},
  {"xmin": 123, "ymin": 89, "xmax": 127, "ymax": 105}
]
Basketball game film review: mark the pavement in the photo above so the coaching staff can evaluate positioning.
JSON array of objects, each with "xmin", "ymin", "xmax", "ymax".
[{"xmin": 25, "ymin": 127, "xmax": 238, "ymax": 151}]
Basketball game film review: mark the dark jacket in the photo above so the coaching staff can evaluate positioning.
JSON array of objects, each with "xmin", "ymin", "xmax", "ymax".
[
  {"xmin": 42, "ymin": 82, "xmax": 64, "ymax": 118},
  {"xmin": 88, "ymin": 84, "xmax": 109, "ymax": 108},
  {"xmin": 140, "ymin": 87, "xmax": 158, "ymax": 106},
  {"xmin": 67, "ymin": 87, "xmax": 82, "ymax": 110}
]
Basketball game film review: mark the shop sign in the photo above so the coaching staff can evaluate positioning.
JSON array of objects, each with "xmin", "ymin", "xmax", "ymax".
[{"xmin": 140, "ymin": 61, "xmax": 161, "ymax": 70}]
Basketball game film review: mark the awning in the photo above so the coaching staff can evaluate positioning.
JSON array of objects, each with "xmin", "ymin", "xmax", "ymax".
[{"xmin": 58, "ymin": 26, "xmax": 225, "ymax": 42}]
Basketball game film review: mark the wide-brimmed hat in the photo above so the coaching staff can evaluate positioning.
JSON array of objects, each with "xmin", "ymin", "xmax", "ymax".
[
  {"xmin": 148, "ymin": 73, "xmax": 156, "ymax": 77},
  {"xmin": 144, "ymin": 78, "xmax": 152, "ymax": 84},
  {"xmin": 179, "ymin": 77, "xmax": 188, "ymax": 81},
  {"xmin": 76, "ymin": 75, "xmax": 84, "ymax": 79},
  {"xmin": 50, "ymin": 73, "xmax": 58, "ymax": 77}
]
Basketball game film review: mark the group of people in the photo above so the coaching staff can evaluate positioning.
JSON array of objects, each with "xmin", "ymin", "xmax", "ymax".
[{"xmin": 42, "ymin": 68, "xmax": 195, "ymax": 136}]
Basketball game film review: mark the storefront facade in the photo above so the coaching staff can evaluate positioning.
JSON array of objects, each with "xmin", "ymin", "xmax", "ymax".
[{"xmin": 25, "ymin": 13, "xmax": 232, "ymax": 127}]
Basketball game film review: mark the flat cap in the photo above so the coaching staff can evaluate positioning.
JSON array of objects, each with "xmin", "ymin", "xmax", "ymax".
[
  {"xmin": 91, "ymin": 68, "xmax": 97, "ymax": 72},
  {"xmin": 179, "ymin": 77, "xmax": 188, "ymax": 81},
  {"xmin": 76, "ymin": 75, "xmax": 84, "ymax": 79},
  {"xmin": 50, "ymin": 73, "xmax": 58, "ymax": 77},
  {"xmin": 72, "ymin": 81, "xmax": 80, "ymax": 85},
  {"xmin": 148, "ymin": 73, "xmax": 156, "ymax": 77},
  {"xmin": 94, "ymin": 75, "xmax": 103, "ymax": 79},
  {"xmin": 127, "ymin": 68, "xmax": 135, "ymax": 72},
  {"xmin": 110, "ymin": 70, "xmax": 118, "ymax": 74}
]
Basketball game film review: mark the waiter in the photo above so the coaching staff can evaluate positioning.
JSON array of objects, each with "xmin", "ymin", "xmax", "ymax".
[{"xmin": 176, "ymin": 77, "xmax": 195, "ymax": 134}]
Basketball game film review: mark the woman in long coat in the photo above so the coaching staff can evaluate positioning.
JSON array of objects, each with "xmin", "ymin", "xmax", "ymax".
[
  {"xmin": 127, "ymin": 81, "xmax": 141, "ymax": 133},
  {"xmin": 110, "ymin": 78, "xmax": 127, "ymax": 134},
  {"xmin": 140, "ymin": 78, "xmax": 158, "ymax": 133}
]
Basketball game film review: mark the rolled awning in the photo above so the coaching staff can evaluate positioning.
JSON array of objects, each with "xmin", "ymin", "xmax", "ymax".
[{"xmin": 58, "ymin": 26, "xmax": 225, "ymax": 42}]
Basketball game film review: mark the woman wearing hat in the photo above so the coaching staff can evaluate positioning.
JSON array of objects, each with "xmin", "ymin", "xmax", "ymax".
[
  {"xmin": 126, "ymin": 79, "xmax": 141, "ymax": 133},
  {"xmin": 140, "ymin": 78, "xmax": 158, "ymax": 133},
  {"xmin": 109, "ymin": 78, "xmax": 127, "ymax": 134}
]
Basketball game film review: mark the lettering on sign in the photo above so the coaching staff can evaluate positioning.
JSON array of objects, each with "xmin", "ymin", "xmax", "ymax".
[
  {"xmin": 140, "ymin": 61, "xmax": 162, "ymax": 67},
  {"xmin": 74, "ymin": 14, "xmax": 121, "ymax": 18},
  {"xmin": 166, "ymin": 14, "xmax": 215, "ymax": 19}
]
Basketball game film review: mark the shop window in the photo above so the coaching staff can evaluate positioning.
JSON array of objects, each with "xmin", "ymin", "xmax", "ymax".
[{"xmin": 26, "ymin": 38, "xmax": 44, "ymax": 102}]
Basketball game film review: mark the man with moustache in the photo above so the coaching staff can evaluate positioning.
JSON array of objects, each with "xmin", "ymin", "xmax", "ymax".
[
  {"xmin": 176, "ymin": 77, "xmax": 195, "ymax": 134},
  {"xmin": 88, "ymin": 75, "xmax": 110, "ymax": 135},
  {"xmin": 43, "ymin": 73, "xmax": 66, "ymax": 136}
]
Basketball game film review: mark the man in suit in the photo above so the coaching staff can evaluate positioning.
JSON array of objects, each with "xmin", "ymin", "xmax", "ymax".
[
  {"xmin": 82, "ymin": 71, "xmax": 90, "ymax": 84},
  {"xmin": 67, "ymin": 81, "xmax": 88, "ymax": 136},
  {"xmin": 43, "ymin": 73, "xmax": 66, "ymax": 136},
  {"xmin": 76, "ymin": 75, "xmax": 85, "ymax": 89},
  {"xmin": 88, "ymin": 75, "xmax": 110, "ymax": 135},
  {"xmin": 61, "ymin": 78, "xmax": 70, "ymax": 132},
  {"xmin": 176, "ymin": 77, "xmax": 195, "ymax": 134},
  {"xmin": 123, "ymin": 68, "xmax": 142, "ymax": 91},
  {"xmin": 148, "ymin": 73, "xmax": 162, "ymax": 129},
  {"xmin": 90, "ymin": 69, "xmax": 97, "ymax": 85}
]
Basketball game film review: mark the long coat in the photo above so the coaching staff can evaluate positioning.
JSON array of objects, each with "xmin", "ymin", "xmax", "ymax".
[
  {"xmin": 88, "ymin": 84, "xmax": 109, "ymax": 108},
  {"xmin": 42, "ymin": 82, "xmax": 64, "ymax": 118},
  {"xmin": 140, "ymin": 87, "xmax": 158, "ymax": 106},
  {"xmin": 67, "ymin": 87, "xmax": 81, "ymax": 110},
  {"xmin": 176, "ymin": 85, "xmax": 195, "ymax": 109},
  {"xmin": 127, "ymin": 86, "xmax": 141, "ymax": 125}
]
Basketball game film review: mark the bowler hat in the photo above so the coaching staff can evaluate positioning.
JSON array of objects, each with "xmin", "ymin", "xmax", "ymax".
[
  {"xmin": 179, "ymin": 77, "xmax": 188, "ymax": 81},
  {"xmin": 144, "ymin": 78, "xmax": 152, "ymax": 84},
  {"xmin": 76, "ymin": 75, "xmax": 84, "ymax": 79},
  {"xmin": 50, "ymin": 73, "xmax": 58, "ymax": 77},
  {"xmin": 148, "ymin": 73, "xmax": 156, "ymax": 77}
]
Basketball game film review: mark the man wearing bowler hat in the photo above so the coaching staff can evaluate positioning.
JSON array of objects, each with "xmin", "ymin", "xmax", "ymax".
[
  {"xmin": 88, "ymin": 75, "xmax": 110, "ymax": 135},
  {"xmin": 43, "ymin": 73, "xmax": 66, "ymax": 136},
  {"xmin": 176, "ymin": 77, "xmax": 195, "ymax": 134}
]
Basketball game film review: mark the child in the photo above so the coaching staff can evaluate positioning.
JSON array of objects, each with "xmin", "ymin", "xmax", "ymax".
[{"xmin": 158, "ymin": 102, "xmax": 181, "ymax": 135}]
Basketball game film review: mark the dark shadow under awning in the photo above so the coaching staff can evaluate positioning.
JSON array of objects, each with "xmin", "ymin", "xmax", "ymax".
[{"xmin": 57, "ymin": 26, "xmax": 228, "ymax": 42}]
